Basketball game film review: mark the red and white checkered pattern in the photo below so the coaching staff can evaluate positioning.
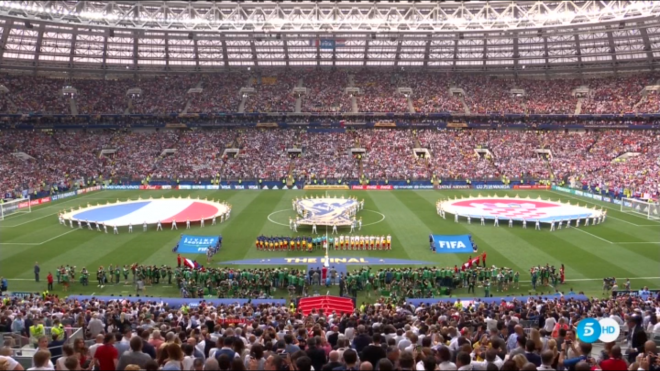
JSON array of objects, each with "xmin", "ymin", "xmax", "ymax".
[{"xmin": 481, "ymin": 208, "xmax": 547, "ymax": 219}]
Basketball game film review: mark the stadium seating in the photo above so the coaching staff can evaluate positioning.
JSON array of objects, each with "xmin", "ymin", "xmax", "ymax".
[
  {"xmin": 1, "ymin": 72, "xmax": 659, "ymax": 115},
  {"xmin": 2, "ymin": 129, "xmax": 659, "ymax": 200}
]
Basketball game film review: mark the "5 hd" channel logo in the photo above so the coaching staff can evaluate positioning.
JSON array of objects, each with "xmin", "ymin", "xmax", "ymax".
[{"xmin": 577, "ymin": 318, "xmax": 621, "ymax": 343}]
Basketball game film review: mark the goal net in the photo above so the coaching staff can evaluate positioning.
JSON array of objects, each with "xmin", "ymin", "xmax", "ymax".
[
  {"xmin": 0, "ymin": 198, "xmax": 31, "ymax": 220},
  {"xmin": 621, "ymin": 197, "xmax": 660, "ymax": 220}
]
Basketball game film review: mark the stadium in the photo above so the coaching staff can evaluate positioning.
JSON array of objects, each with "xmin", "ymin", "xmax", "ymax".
[{"xmin": 0, "ymin": 1, "xmax": 659, "ymax": 370}]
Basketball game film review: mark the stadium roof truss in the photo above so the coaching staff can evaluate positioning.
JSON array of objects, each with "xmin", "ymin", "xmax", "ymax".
[{"xmin": 0, "ymin": 1, "xmax": 658, "ymax": 74}]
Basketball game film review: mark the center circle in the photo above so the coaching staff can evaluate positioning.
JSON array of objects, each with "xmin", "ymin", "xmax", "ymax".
[{"xmin": 267, "ymin": 209, "xmax": 385, "ymax": 228}]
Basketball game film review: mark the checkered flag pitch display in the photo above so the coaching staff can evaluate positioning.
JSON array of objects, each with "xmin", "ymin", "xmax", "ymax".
[
  {"xmin": 439, "ymin": 195, "xmax": 602, "ymax": 223},
  {"xmin": 477, "ymin": 202, "xmax": 548, "ymax": 219}
]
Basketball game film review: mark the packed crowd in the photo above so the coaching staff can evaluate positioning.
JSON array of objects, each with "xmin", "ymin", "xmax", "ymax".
[
  {"xmin": 187, "ymin": 74, "xmax": 248, "ymax": 114},
  {"xmin": 1, "ymin": 72, "xmax": 659, "ymax": 115},
  {"xmin": 353, "ymin": 71, "xmax": 410, "ymax": 113},
  {"xmin": 1, "ymin": 128, "xmax": 659, "ymax": 199},
  {"xmin": 130, "ymin": 75, "xmax": 200, "ymax": 115},
  {"xmin": 581, "ymin": 75, "xmax": 657, "ymax": 115},
  {"xmin": 0, "ymin": 285, "xmax": 658, "ymax": 371},
  {"xmin": 356, "ymin": 130, "xmax": 427, "ymax": 181},
  {"xmin": 0, "ymin": 75, "xmax": 70, "ymax": 114},
  {"xmin": 398, "ymin": 72, "xmax": 465, "ymax": 114},
  {"xmin": 293, "ymin": 131, "xmax": 359, "ymax": 182},
  {"xmin": 243, "ymin": 71, "xmax": 301, "ymax": 113},
  {"xmin": 301, "ymin": 70, "xmax": 351, "ymax": 113},
  {"xmin": 222, "ymin": 130, "xmax": 298, "ymax": 180}
]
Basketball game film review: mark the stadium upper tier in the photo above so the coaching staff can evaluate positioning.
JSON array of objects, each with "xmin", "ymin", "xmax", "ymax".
[
  {"xmin": 1, "ymin": 129, "xmax": 659, "ymax": 200},
  {"xmin": 0, "ymin": 1, "xmax": 659, "ymax": 74},
  {"xmin": 1, "ymin": 72, "xmax": 660, "ymax": 115}
]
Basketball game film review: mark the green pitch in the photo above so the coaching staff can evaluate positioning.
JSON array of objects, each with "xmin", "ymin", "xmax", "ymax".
[{"xmin": 1, "ymin": 189, "xmax": 658, "ymax": 302}]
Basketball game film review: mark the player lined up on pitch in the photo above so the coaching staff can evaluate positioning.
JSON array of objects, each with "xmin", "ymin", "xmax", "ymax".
[{"xmin": 255, "ymin": 234, "xmax": 392, "ymax": 251}]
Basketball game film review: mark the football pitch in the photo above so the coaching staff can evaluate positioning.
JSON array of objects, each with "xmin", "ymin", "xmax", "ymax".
[{"xmin": 1, "ymin": 189, "xmax": 658, "ymax": 302}]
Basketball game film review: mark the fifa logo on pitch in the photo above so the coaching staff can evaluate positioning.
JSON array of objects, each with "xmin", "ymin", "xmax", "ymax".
[{"xmin": 577, "ymin": 318, "xmax": 620, "ymax": 343}]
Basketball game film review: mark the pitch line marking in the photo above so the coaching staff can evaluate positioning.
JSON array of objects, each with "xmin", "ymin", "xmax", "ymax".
[
  {"xmin": 267, "ymin": 209, "xmax": 386, "ymax": 228},
  {"xmin": 548, "ymin": 190, "xmax": 660, "ymax": 226},
  {"xmin": 0, "ymin": 196, "xmax": 121, "ymax": 228},
  {"xmin": 0, "ymin": 229, "xmax": 78, "ymax": 246},
  {"xmin": 616, "ymin": 241, "xmax": 660, "ymax": 245},
  {"xmin": 571, "ymin": 227, "xmax": 613, "ymax": 244}
]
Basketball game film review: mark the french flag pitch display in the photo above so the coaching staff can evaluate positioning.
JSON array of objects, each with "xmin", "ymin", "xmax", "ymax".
[
  {"xmin": 430, "ymin": 234, "xmax": 475, "ymax": 254},
  {"xmin": 62, "ymin": 197, "xmax": 230, "ymax": 227}
]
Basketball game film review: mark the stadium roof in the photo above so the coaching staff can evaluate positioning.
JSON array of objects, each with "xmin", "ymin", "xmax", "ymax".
[{"xmin": 0, "ymin": 1, "xmax": 658, "ymax": 74}]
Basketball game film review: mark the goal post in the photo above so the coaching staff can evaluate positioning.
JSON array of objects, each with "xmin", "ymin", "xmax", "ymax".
[
  {"xmin": 0, "ymin": 197, "xmax": 31, "ymax": 220},
  {"xmin": 620, "ymin": 197, "xmax": 660, "ymax": 220}
]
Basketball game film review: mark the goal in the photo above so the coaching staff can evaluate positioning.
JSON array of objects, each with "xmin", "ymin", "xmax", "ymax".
[
  {"xmin": 621, "ymin": 197, "xmax": 660, "ymax": 220},
  {"xmin": 0, "ymin": 197, "xmax": 31, "ymax": 220}
]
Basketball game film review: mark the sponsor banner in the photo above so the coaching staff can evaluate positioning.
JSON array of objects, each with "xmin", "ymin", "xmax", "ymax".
[
  {"xmin": 248, "ymin": 185, "xmax": 260, "ymax": 190},
  {"xmin": 394, "ymin": 185, "xmax": 435, "ymax": 190},
  {"xmin": 41, "ymin": 197, "xmax": 51, "ymax": 203},
  {"xmin": 474, "ymin": 184, "xmax": 512, "ymax": 190},
  {"xmin": 51, "ymin": 191, "xmax": 77, "ymax": 201},
  {"xmin": 303, "ymin": 185, "xmax": 349, "ymax": 190},
  {"xmin": 162, "ymin": 185, "xmax": 172, "ymax": 190},
  {"xmin": 447, "ymin": 122, "xmax": 468, "ymax": 128},
  {"xmin": 78, "ymin": 186, "xmax": 102, "ymax": 194},
  {"xmin": 207, "ymin": 185, "xmax": 219, "ymax": 190},
  {"xmin": 437, "ymin": 185, "xmax": 471, "ymax": 190},
  {"xmin": 603, "ymin": 196, "xmax": 612, "ymax": 203},
  {"xmin": 9, "ymin": 292, "xmax": 36, "ymax": 299},
  {"xmin": 178, "ymin": 185, "xmax": 192, "ymax": 190},
  {"xmin": 139, "ymin": 185, "xmax": 162, "ymax": 190},
  {"xmin": 223, "ymin": 257, "xmax": 436, "ymax": 267},
  {"xmin": 512, "ymin": 185, "xmax": 551, "ymax": 190},
  {"xmin": 430, "ymin": 234, "xmax": 474, "ymax": 254},
  {"xmin": 554, "ymin": 186, "xmax": 572, "ymax": 194},
  {"xmin": 29, "ymin": 199, "xmax": 40, "ymax": 206},
  {"xmin": 18, "ymin": 201, "xmax": 29, "ymax": 209},
  {"xmin": 262, "ymin": 186, "xmax": 269, "ymax": 190},
  {"xmin": 351, "ymin": 185, "xmax": 393, "ymax": 190},
  {"xmin": 103, "ymin": 185, "xmax": 140, "ymax": 190},
  {"xmin": 176, "ymin": 234, "xmax": 221, "ymax": 254},
  {"xmin": 613, "ymin": 199, "xmax": 622, "ymax": 205},
  {"xmin": 191, "ymin": 185, "xmax": 207, "ymax": 190},
  {"xmin": 221, "ymin": 185, "xmax": 232, "ymax": 190},
  {"xmin": 234, "ymin": 185, "xmax": 245, "ymax": 190}
]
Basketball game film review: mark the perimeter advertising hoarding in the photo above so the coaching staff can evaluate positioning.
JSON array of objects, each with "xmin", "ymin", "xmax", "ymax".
[{"xmin": 351, "ymin": 185, "xmax": 393, "ymax": 190}]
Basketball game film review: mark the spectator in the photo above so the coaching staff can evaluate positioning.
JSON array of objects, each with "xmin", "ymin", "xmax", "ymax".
[
  {"xmin": 27, "ymin": 350, "xmax": 52, "ymax": 371},
  {"xmin": 93, "ymin": 334, "xmax": 118, "ymax": 371},
  {"xmin": 117, "ymin": 337, "xmax": 152, "ymax": 370}
]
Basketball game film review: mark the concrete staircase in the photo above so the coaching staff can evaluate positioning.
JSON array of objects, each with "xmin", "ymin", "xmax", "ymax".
[
  {"xmin": 407, "ymin": 96, "xmax": 415, "ymax": 113},
  {"xmin": 347, "ymin": 73, "xmax": 359, "ymax": 113},
  {"xmin": 181, "ymin": 77, "xmax": 204, "ymax": 115},
  {"xmin": 460, "ymin": 96, "xmax": 470, "ymax": 114},
  {"xmin": 575, "ymin": 97, "xmax": 584, "ymax": 115}
]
